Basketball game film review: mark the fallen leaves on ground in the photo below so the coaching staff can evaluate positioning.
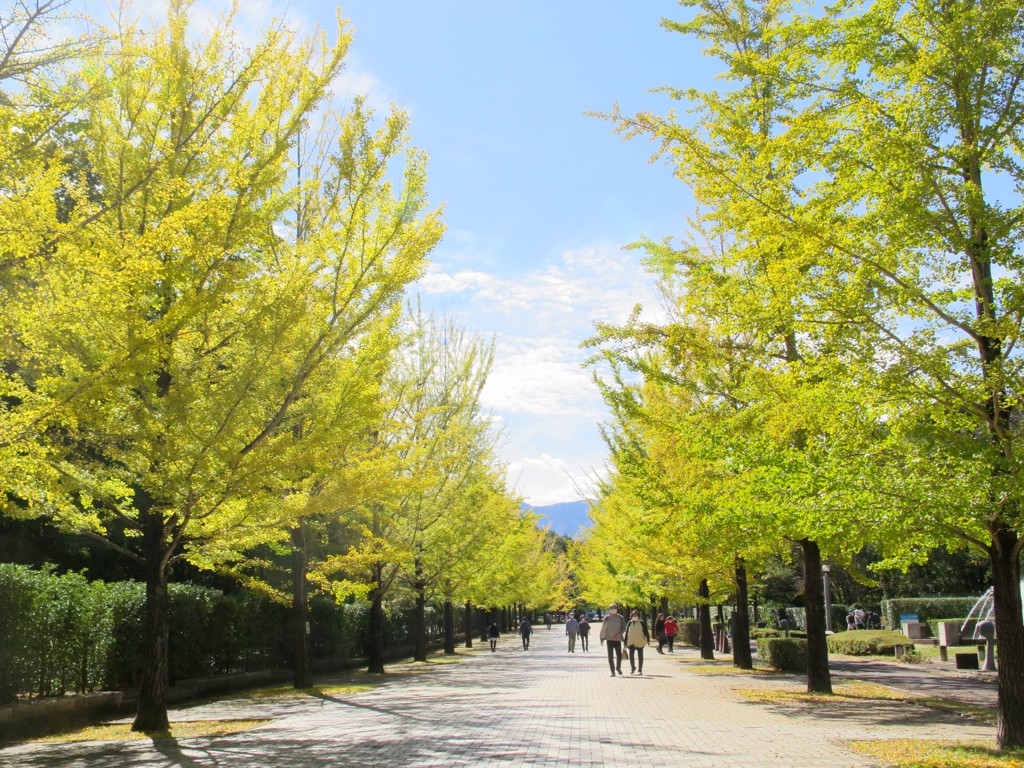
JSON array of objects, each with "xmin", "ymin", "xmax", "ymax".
[
  {"xmin": 736, "ymin": 682, "xmax": 995, "ymax": 724},
  {"xmin": 737, "ymin": 681, "xmax": 904, "ymax": 703},
  {"xmin": 848, "ymin": 739, "xmax": 1024, "ymax": 768},
  {"xmin": 30, "ymin": 719, "xmax": 270, "ymax": 744}
]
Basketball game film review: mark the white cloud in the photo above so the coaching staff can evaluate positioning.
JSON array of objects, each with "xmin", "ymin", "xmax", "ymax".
[
  {"xmin": 483, "ymin": 335, "xmax": 600, "ymax": 418},
  {"xmin": 416, "ymin": 243, "xmax": 663, "ymax": 506},
  {"xmin": 419, "ymin": 243, "xmax": 662, "ymax": 326},
  {"xmin": 506, "ymin": 454, "xmax": 599, "ymax": 507}
]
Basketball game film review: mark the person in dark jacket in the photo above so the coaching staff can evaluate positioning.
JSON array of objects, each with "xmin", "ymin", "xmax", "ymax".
[
  {"xmin": 655, "ymin": 613, "xmax": 667, "ymax": 654},
  {"xmin": 519, "ymin": 617, "xmax": 533, "ymax": 650},
  {"xmin": 578, "ymin": 616, "xmax": 591, "ymax": 652},
  {"xmin": 488, "ymin": 622, "xmax": 500, "ymax": 652}
]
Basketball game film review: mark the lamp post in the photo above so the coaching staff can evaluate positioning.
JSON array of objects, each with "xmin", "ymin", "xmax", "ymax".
[{"xmin": 822, "ymin": 564, "xmax": 833, "ymax": 633}]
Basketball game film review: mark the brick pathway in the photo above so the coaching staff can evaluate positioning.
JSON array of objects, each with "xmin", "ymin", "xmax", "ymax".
[{"xmin": 0, "ymin": 629, "xmax": 995, "ymax": 767}]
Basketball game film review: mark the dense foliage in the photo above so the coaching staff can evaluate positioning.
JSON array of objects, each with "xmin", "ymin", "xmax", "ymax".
[{"xmin": 0, "ymin": 0, "xmax": 567, "ymax": 730}]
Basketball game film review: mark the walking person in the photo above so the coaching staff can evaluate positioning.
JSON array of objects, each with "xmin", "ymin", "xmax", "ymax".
[
  {"xmin": 578, "ymin": 615, "xmax": 591, "ymax": 652},
  {"xmin": 599, "ymin": 603, "xmax": 627, "ymax": 676},
  {"xmin": 655, "ymin": 613, "xmax": 666, "ymax": 654},
  {"xmin": 519, "ymin": 617, "xmax": 533, "ymax": 650},
  {"xmin": 566, "ymin": 613, "xmax": 579, "ymax": 652},
  {"xmin": 625, "ymin": 609, "xmax": 650, "ymax": 675},
  {"xmin": 664, "ymin": 615, "xmax": 678, "ymax": 653},
  {"xmin": 488, "ymin": 622, "xmax": 500, "ymax": 652}
]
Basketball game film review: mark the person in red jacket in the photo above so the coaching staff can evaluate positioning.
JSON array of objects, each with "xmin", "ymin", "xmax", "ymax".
[{"xmin": 664, "ymin": 615, "xmax": 678, "ymax": 653}]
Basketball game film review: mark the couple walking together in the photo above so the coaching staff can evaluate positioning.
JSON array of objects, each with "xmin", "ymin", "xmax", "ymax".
[{"xmin": 599, "ymin": 604, "xmax": 649, "ymax": 676}]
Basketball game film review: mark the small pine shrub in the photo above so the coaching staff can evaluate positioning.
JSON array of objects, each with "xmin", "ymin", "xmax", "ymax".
[
  {"xmin": 827, "ymin": 630, "xmax": 912, "ymax": 656},
  {"xmin": 757, "ymin": 637, "xmax": 807, "ymax": 672}
]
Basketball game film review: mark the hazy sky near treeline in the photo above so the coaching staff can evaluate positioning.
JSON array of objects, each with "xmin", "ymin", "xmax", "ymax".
[{"xmin": 123, "ymin": 0, "xmax": 717, "ymax": 505}]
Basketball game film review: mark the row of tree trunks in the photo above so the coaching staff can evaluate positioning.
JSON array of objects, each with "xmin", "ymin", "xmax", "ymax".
[
  {"xmin": 443, "ymin": 600, "xmax": 456, "ymax": 654},
  {"xmin": 291, "ymin": 524, "xmax": 312, "ymax": 689},
  {"xmin": 132, "ymin": 510, "xmax": 171, "ymax": 732},
  {"xmin": 802, "ymin": 538, "xmax": 832, "ymax": 694},
  {"xmin": 367, "ymin": 564, "xmax": 386, "ymax": 674},
  {"xmin": 732, "ymin": 558, "xmax": 752, "ymax": 670},
  {"xmin": 413, "ymin": 576, "xmax": 428, "ymax": 662},
  {"xmin": 991, "ymin": 526, "xmax": 1024, "ymax": 747},
  {"xmin": 698, "ymin": 579, "xmax": 714, "ymax": 660}
]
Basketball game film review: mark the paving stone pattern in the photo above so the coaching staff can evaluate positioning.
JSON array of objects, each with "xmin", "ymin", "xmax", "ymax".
[{"xmin": 1, "ymin": 628, "xmax": 994, "ymax": 767}]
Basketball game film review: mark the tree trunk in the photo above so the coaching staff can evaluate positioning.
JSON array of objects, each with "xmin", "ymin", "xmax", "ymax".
[
  {"xmin": 801, "ymin": 538, "xmax": 832, "ymax": 694},
  {"xmin": 367, "ymin": 565, "xmax": 385, "ymax": 674},
  {"xmin": 991, "ymin": 527, "xmax": 1024, "ymax": 748},
  {"xmin": 132, "ymin": 511, "xmax": 171, "ymax": 732},
  {"xmin": 413, "ymin": 582, "xmax": 427, "ymax": 662},
  {"xmin": 443, "ymin": 600, "xmax": 456, "ymax": 655},
  {"xmin": 733, "ymin": 558, "xmax": 752, "ymax": 670},
  {"xmin": 698, "ymin": 579, "xmax": 714, "ymax": 660},
  {"xmin": 464, "ymin": 601, "xmax": 473, "ymax": 648},
  {"xmin": 291, "ymin": 525, "xmax": 312, "ymax": 689}
]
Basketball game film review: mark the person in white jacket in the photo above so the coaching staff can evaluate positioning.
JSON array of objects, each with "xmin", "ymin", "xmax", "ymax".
[
  {"xmin": 599, "ymin": 603, "xmax": 628, "ymax": 676},
  {"xmin": 624, "ymin": 610, "xmax": 650, "ymax": 675}
]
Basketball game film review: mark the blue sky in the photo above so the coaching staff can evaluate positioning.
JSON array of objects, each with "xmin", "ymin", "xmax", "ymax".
[
  {"xmin": 324, "ymin": 1, "xmax": 712, "ymax": 505},
  {"xmin": 147, "ymin": 0, "xmax": 714, "ymax": 504}
]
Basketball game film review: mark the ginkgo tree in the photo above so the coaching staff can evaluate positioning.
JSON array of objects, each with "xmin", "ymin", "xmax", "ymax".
[
  {"xmin": 1, "ymin": 1, "xmax": 442, "ymax": 731},
  {"xmin": 328, "ymin": 310, "xmax": 504, "ymax": 671},
  {"xmin": 607, "ymin": 0, "xmax": 1024, "ymax": 745}
]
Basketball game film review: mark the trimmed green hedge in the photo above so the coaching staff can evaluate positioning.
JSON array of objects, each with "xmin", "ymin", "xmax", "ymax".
[
  {"xmin": 0, "ymin": 564, "xmax": 455, "ymax": 703},
  {"xmin": 827, "ymin": 630, "xmax": 912, "ymax": 656},
  {"xmin": 880, "ymin": 598, "xmax": 981, "ymax": 634},
  {"xmin": 762, "ymin": 605, "xmax": 850, "ymax": 633},
  {"xmin": 757, "ymin": 637, "xmax": 807, "ymax": 672},
  {"xmin": 752, "ymin": 628, "xmax": 806, "ymax": 639}
]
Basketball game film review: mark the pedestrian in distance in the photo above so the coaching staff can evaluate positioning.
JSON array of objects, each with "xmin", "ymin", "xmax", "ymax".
[
  {"xmin": 664, "ymin": 615, "xmax": 678, "ymax": 653},
  {"xmin": 655, "ymin": 612, "xmax": 666, "ymax": 654},
  {"xmin": 625, "ymin": 609, "xmax": 650, "ymax": 675},
  {"xmin": 488, "ymin": 622, "xmax": 500, "ymax": 652},
  {"xmin": 578, "ymin": 615, "xmax": 591, "ymax": 652},
  {"xmin": 519, "ymin": 617, "xmax": 533, "ymax": 650},
  {"xmin": 599, "ymin": 603, "xmax": 627, "ymax": 676},
  {"xmin": 566, "ymin": 613, "xmax": 579, "ymax": 652}
]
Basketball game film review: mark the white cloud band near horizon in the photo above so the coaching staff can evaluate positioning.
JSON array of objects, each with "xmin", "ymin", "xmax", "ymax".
[{"xmin": 416, "ymin": 243, "xmax": 663, "ymax": 506}]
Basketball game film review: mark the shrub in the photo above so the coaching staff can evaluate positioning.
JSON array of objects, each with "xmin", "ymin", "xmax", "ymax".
[
  {"xmin": 752, "ymin": 628, "xmax": 807, "ymax": 639},
  {"xmin": 757, "ymin": 637, "xmax": 807, "ymax": 672},
  {"xmin": 0, "ymin": 564, "xmax": 37, "ymax": 703},
  {"xmin": 682, "ymin": 620, "xmax": 701, "ymax": 647},
  {"xmin": 827, "ymin": 630, "xmax": 912, "ymax": 656}
]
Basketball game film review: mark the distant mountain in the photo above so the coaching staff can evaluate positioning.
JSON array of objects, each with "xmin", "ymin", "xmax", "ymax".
[{"xmin": 523, "ymin": 500, "xmax": 592, "ymax": 538}]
